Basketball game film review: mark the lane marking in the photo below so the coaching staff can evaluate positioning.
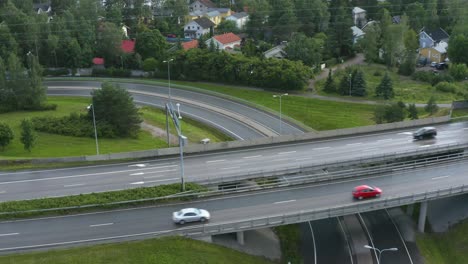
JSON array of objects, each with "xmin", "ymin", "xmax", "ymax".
[
  {"xmin": 64, "ymin": 183, "xmax": 84, "ymax": 188},
  {"xmin": 432, "ymin": 175, "xmax": 450, "ymax": 180},
  {"xmin": 274, "ymin": 199, "xmax": 296, "ymax": 204},
  {"xmin": 142, "ymin": 169, "xmax": 176, "ymax": 174},
  {"xmin": 398, "ymin": 132, "xmax": 413, "ymax": 135},
  {"xmin": 242, "ymin": 155, "xmax": 262, "ymax": 159},
  {"xmin": 90, "ymin": 223, "xmax": 113, "ymax": 228},
  {"xmin": 130, "ymin": 172, "xmax": 144, "ymax": 176},
  {"xmin": 0, "ymin": 191, "xmax": 6, "ymax": 194},
  {"xmin": 221, "ymin": 166, "xmax": 240, "ymax": 170},
  {"xmin": 346, "ymin": 142, "xmax": 362, "ymax": 146},
  {"xmin": 312, "ymin": 147, "xmax": 331, "ymax": 150},
  {"xmin": 376, "ymin": 139, "xmax": 393, "ymax": 142},
  {"xmin": 464, "ymin": 128, "xmax": 468, "ymax": 130},
  {"xmin": 130, "ymin": 181, "xmax": 145, "ymax": 185},
  {"xmin": 0, "ymin": 233, "xmax": 19, "ymax": 237},
  {"xmin": 128, "ymin": 164, "xmax": 146, "ymax": 168},
  {"xmin": 277, "ymin": 151, "xmax": 297, "ymax": 155},
  {"xmin": 419, "ymin": 145, "xmax": 432, "ymax": 148},
  {"xmin": 296, "ymin": 157, "xmax": 313, "ymax": 161},
  {"xmin": 0, "ymin": 165, "xmax": 179, "ymax": 185},
  {"xmin": 206, "ymin": 160, "xmax": 226, "ymax": 163}
]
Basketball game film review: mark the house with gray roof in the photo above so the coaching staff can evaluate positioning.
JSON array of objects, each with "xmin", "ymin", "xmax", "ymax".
[
  {"xmin": 184, "ymin": 17, "xmax": 215, "ymax": 39},
  {"xmin": 226, "ymin": 12, "xmax": 249, "ymax": 29}
]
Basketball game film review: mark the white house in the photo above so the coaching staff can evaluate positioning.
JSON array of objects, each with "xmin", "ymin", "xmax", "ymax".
[
  {"xmin": 352, "ymin": 7, "xmax": 366, "ymax": 27},
  {"xmin": 226, "ymin": 12, "xmax": 249, "ymax": 29},
  {"xmin": 183, "ymin": 17, "xmax": 215, "ymax": 39},
  {"xmin": 206, "ymin": 32, "xmax": 241, "ymax": 50},
  {"xmin": 190, "ymin": 0, "xmax": 215, "ymax": 13}
]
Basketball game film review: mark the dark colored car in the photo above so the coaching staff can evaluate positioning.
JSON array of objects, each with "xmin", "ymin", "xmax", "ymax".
[
  {"xmin": 353, "ymin": 185, "xmax": 382, "ymax": 200},
  {"xmin": 435, "ymin": 63, "xmax": 448, "ymax": 70},
  {"xmin": 413, "ymin": 127, "xmax": 437, "ymax": 140}
]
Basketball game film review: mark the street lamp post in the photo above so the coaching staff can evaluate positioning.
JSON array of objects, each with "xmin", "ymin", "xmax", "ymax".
[
  {"xmin": 364, "ymin": 245, "xmax": 398, "ymax": 264},
  {"xmin": 349, "ymin": 73, "xmax": 352, "ymax": 96},
  {"xmin": 87, "ymin": 104, "xmax": 99, "ymax": 155},
  {"xmin": 175, "ymin": 102, "xmax": 185, "ymax": 191},
  {"xmin": 273, "ymin": 93, "xmax": 288, "ymax": 135},
  {"xmin": 163, "ymin": 59, "xmax": 174, "ymax": 102}
]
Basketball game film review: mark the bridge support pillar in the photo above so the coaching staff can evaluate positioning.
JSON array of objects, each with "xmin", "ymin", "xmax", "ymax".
[
  {"xmin": 418, "ymin": 201, "xmax": 428, "ymax": 233},
  {"xmin": 236, "ymin": 231, "xmax": 245, "ymax": 245},
  {"xmin": 406, "ymin": 204, "xmax": 414, "ymax": 216}
]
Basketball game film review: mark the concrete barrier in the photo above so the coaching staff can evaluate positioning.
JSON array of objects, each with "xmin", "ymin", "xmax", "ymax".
[{"xmin": 0, "ymin": 115, "xmax": 451, "ymax": 164}]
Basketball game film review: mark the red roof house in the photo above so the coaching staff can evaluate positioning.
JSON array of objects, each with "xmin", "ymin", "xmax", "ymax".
[
  {"xmin": 206, "ymin": 32, "xmax": 242, "ymax": 50},
  {"xmin": 121, "ymin": 39, "xmax": 135, "ymax": 53},
  {"xmin": 182, "ymin": 39, "xmax": 199, "ymax": 50}
]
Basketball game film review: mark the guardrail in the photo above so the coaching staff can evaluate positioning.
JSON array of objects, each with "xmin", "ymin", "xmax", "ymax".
[
  {"xmin": 195, "ymin": 142, "xmax": 468, "ymax": 185},
  {"xmin": 173, "ymin": 184, "xmax": 468, "ymax": 238}
]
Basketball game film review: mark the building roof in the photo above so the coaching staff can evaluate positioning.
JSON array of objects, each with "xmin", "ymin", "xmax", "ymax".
[
  {"xmin": 189, "ymin": 10, "xmax": 206, "ymax": 17},
  {"xmin": 193, "ymin": 17, "xmax": 216, "ymax": 28},
  {"xmin": 351, "ymin": 26, "xmax": 365, "ymax": 37},
  {"xmin": 208, "ymin": 8, "xmax": 231, "ymax": 14},
  {"xmin": 93, "ymin": 57, "xmax": 104, "ymax": 65},
  {"xmin": 353, "ymin": 7, "xmax": 366, "ymax": 14},
  {"xmin": 433, "ymin": 41, "xmax": 448, "ymax": 53},
  {"xmin": 392, "ymin": 15, "xmax": 401, "ymax": 24},
  {"xmin": 422, "ymin": 27, "xmax": 450, "ymax": 42},
  {"xmin": 33, "ymin": 3, "xmax": 51, "ymax": 13},
  {"xmin": 197, "ymin": 0, "xmax": 215, "ymax": 8},
  {"xmin": 230, "ymin": 12, "xmax": 248, "ymax": 19},
  {"xmin": 121, "ymin": 40, "xmax": 135, "ymax": 53},
  {"xmin": 213, "ymin": 32, "xmax": 241, "ymax": 44},
  {"xmin": 206, "ymin": 10, "xmax": 220, "ymax": 17},
  {"xmin": 182, "ymin": 39, "xmax": 199, "ymax": 50}
]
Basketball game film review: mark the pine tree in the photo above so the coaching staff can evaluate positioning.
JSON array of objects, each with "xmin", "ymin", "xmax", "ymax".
[
  {"xmin": 323, "ymin": 69, "xmax": 336, "ymax": 93},
  {"xmin": 408, "ymin": 103, "xmax": 419, "ymax": 119},
  {"xmin": 20, "ymin": 119, "xmax": 36, "ymax": 152},
  {"xmin": 425, "ymin": 96, "xmax": 438, "ymax": 115},
  {"xmin": 338, "ymin": 74, "xmax": 351, "ymax": 96},
  {"xmin": 375, "ymin": 73, "xmax": 394, "ymax": 99},
  {"xmin": 352, "ymin": 70, "xmax": 367, "ymax": 97}
]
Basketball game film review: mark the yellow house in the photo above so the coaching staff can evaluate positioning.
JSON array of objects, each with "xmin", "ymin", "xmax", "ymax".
[
  {"xmin": 205, "ymin": 10, "xmax": 222, "ymax": 26},
  {"xmin": 419, "ymin": 41, "xmax": 448, "ymax": 63}
]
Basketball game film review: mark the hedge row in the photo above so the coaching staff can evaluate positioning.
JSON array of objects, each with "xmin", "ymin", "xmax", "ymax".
[
  {"xmin": 92, "ymin": 67, "xmax": 131, "ymax": 77},
  {"xmin": 0, "ymin": 183, "xmax": 207, "ymax": 219}
]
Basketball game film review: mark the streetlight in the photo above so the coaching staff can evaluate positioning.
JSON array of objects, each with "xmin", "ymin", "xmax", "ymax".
[
  {"xmin": 273, "ymin": 93, "xmax": 288, "ymax": 135},
  {"xmin": 87, "ymin": 104, "xmax": 100, "ymax": 155},
  {"xmin": 364, "ymin": 245, "xmax": 398, "ymax": 264},
  {"xmin": 349, "ymin": 73, "xmax": 352, "ymax": 96},
  {"xmin": 163, "ymin": 59, "xmax": 174, "ymax": 102},
  {"xmin": 166, "ymin": 102, "xmax": 186, "ymax": 192}
]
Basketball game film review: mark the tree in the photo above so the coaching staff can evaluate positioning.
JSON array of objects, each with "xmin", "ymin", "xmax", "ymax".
[
  {"xmin": 294, "ymin": 0, "xmax": 330, "ymax": 36},
  {"xmin": 326, "ymin": 5, "xmax": 354, "ymax": 58},
  {"xmin": 269, "ymin": 0, "xmax": 299, "ymax": 40},
  {"xmin": 405, "ymin": 2, "xmax": 426, "ymax": 31},
  {"xmin": 25, "ymin": 54, "xmax": 47, "ymax": 110},
  {"xmin": 142, "ymin": 58, "xmax": 158, "ymax": 72},
  {"xmin": 352, "ymin": 70, "xmax": 367, "ymax": 97},
  {"xmin": 338, "ymin": 73, "xmax": 352, "ymax": 96},
  {"xmin": 0, "ymin": 123, "xmax": 14, "ymax": 151},
  {"xmin": 285, "ymin": 33, "xmax": 324, "ymax": 67},
  {"xmin": 373, "ymin": 103, "xmax": 405, "ymax": 124},
  {"xmin": 425, "ymin": 96, "xmax": 438, "ymax": 115},
  {"xmin": 448, "ymin": 35, "xmax": 468, "ymax": 65},
  {"xmin": 244, "ymin": 0, "xmax": 271, "ymax": 40},
  {"xmin": 398, "ymin": 29, "xmax": 418, "ymax": 76},
  {"xmin": 135, "ymin": 28, "xmax": 167, "ymax": 60},
  {"xmin": 375, "ymin": 73, "xmax": 394, "ymax": 99},
  {"xmin": 449, "ymin": 63, "xmax": 468, "ymax": 81},
  {"xmin": 91, "ymin": 82, "xmax": 142, "ymax": 137},
  {"xmin": 20, "ymin": 119, "xmax": 36, "ymax": 152},
  {"xmin": 96, "ymin": 22, "xmax": 123, "ymax": 67},
  {"xmin": 216, "ymin": 20, "xmax": 238, "ymax": 34},
  {"xmin": 323, "ymin": 69, "xmax": 336, "ymax": 93},
  {"xmin": 408, "ymin": 103, "xmax": 418, "ymax": 119},
  {"xmin": 361, "ymin": 23, "xmax": 381, "ymax": 63}
]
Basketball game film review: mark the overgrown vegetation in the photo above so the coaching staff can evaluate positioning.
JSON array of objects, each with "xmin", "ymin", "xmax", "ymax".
[{"xmin": 275, "ymin": 224, "xmax": 303, "ymax": 264}]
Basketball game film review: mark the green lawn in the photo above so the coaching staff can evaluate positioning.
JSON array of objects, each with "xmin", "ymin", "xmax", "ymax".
[
  {"xmin": 0, "ymin": 237, "xmax": 275, "ymax": 264},
  {"xmin": 315, "ymin": 64, "xmax": 467, "ymax": 103},
  {"xmin": 0, "ymin": 97, "xmax": 230, "ymax": 158},
  {"xmin": 452, "ymin": 108, "xmax": 468, "ymax": 118},
  {"xmin": 417, "ymin": 219, "xmax": 468, "ymax": 264}
]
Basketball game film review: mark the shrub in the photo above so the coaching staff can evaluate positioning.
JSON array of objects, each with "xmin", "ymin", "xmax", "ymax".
[
  {"xmin": 0, "ymin": 123, "xmax": 14, "ymax": 151},
  {"xmin": 91, "ymin": 67, "xmax": 131, "ymax": 77},
  {"xmin": 43, "ymin": 68, "xmax": 70, "ymax": 76},
  {"xmin": 412, "ymin": 71, "xmax": 433, "ymax": 83},
  {"xmin": 435, "ymin": 82, "xmax": 458, "ymax": 93},
  {"xmin": 373, "ymin": 70, "xmax": 382, "ymax": 76},
  {"xmin": 449, "ymin": 63, "xmax": 468, "ymax": 81}
]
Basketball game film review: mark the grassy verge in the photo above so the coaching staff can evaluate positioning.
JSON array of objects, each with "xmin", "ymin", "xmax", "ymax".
[
  {"xmin": 0, "ymin": 97, "xmax": 230, "ymax": 159},
  {"xmin": 0, "ymin": 236, "xmax": 274, "ymax": 264},
  {"xmin": 416, "ymin": 219, "xmax": 468, "ymax": 264},
  {"xmin": 0, "ymin": 183, "xmax": 206, "ymax": 219},
  {"xmin": 315, "ymin": 64, "xmax": 466, "ymax": 103},
  {"xmin": 274, "ymin": 224, "xmax": 303, "ymax": 264},
  {"xmin": 452, "ymin": 108, "xmax": 468, "ymax": 118}
]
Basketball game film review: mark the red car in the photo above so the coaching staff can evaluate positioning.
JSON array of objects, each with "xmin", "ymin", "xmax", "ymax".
[{"xmin": 353, "ymin": 185, "xmax": 382, "ymax": 200}]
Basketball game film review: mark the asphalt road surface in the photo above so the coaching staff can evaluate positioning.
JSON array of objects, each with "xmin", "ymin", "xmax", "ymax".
[{"xmin": 0, "ymin": 160, "xmax": 467, "ymax": 253}]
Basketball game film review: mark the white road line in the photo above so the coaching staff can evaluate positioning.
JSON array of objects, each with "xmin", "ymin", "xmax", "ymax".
[
  {"xmin": 206, "ymin": 160, "xmax": 226, "ymax": 163},
  {"xmin": 128, "ymin": 164, "xmax": 146, "ymax": 168},
  {"xmin": 464, "ymin": 128, "xmax": 468, "ymax": 130},
  {"xmin": 63, "ymin": 183, "xmax": 84, "ymax": 188},
  {"xmin": 130, "ymin": 172, "xmax": 144, "ymax": 176},
  {"xmin": 277, "ymin": 151, "xmax": 297, "ymax": 155},
  {"xmin": 273, "ymin": 199, "xmax": 296, "ymax": 204},
  {"xmin": 312, "ymin": 147, "xmax": 331, "ymax": 150},
  {"xmin": 307, "ymin": 222, "xmax": 317, "ymax": 264},
  {"xmin": 346, "ymin": 142, "xmax": 362, "ymax": 146},
  {"xmin": 242, "ymin": 155, "xmax": 262, "ymax": 159},
  {"xmin": 221, "ymin": 166, "xmax": 240, "ymax": 170},
  {"xmin": 130, "ymin": 181, "xmax": 145, "ymax": 185},
  {"xmin": 376, "ymin": 139, "xmax": 393, "ymax": 142},
  {"xmin": 295, "ymin": 157, "xmax": 313, "ymax": 161},
  {"xmin": 90, "ymin": 223, "xmax": 114, "ymax": 228},
  {"xmin": 432, "ymin": 175, "xmax": 450, "ymax": 180},
  {"xmin": 0, "ymin": 233, "xmax": 19, "ymax": 237},
  {"xmin": 143, "ymin": 169, "xmax": 176, "ymax": 174},
  {"xmin": 397, "ymin": 132, "xmax": 413, "ymax": 135},
  {"xmin": 0, "ymin": 165, "xmax": 179, "ymax": 185},
  {"xmin": 145, "ymin": 178, "xmax": 179, "ymax": 183},
  {"xmin": 0, "ymin": 191, "xmax": 6, "ymax": 194},
  {"xmin": 419, "ymin": 145, "xmax": 432, "ymax": 148}
]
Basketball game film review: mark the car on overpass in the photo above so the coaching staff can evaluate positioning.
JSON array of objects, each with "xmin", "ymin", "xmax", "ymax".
[
  {"xmin": 353, "ymin": 185, "xmax": 382, "ymax": 200},
  {"xmin": 413, "ymin": 127, "xmax": 437, "ymax": 140},
  {"xmin": 173, "ymin": 208, "xmax": 211, "ymax": 225}
]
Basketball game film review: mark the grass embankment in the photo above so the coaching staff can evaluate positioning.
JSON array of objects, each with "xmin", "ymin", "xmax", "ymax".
[
  {"xmin": 452, "ymin": 108, "xmax": 468, "ymax": 118},
  {"xmin": 275, "ymin": 224, "xmax": 303, "ymax": 264},
  {"xmin": 0, "ymin": 236, "xmax": 275, "ymax": 264},
  {"xmin": 0, "ymin": 97, "xmax": 231, "ymax": 159},
  {"xmin": 417, "ymin": 219, "xmax": 468, "ymax": 264},
  {"xmin": 315, "ymin": 64, "xmax": 467, "ymax": 103},
  {"xmin": 0, "ymin": 183, "xmax": 206, "ymax": 219}
]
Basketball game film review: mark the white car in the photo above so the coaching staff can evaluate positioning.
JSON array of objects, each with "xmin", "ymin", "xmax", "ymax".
[{"xmin": 172, "ymin": 208, "xmax": 211, "ymax": 225}]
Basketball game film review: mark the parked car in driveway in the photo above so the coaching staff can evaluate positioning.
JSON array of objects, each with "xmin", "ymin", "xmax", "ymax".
[
  {"xmin": 172, "ymin": 208, "xmax": 211, "ymax": 224},
  {"xmin": 413, "ymin": 127, "xmax": 437, "ymax": 140},
  {"xmin": 353, "ymin": 185, "xmax": 382, "ymax": 200}
]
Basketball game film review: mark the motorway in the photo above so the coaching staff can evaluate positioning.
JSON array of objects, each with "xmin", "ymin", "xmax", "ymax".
[
  {"xmin": 1, "ymin": 121, "xmax": 467, "ymax": 202},
  {"xmin": 1, "ymin": 160, "xmax": 467, "ymax": 254}
]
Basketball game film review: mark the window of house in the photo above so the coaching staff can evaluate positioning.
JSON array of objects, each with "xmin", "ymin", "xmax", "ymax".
[{"xmin": 197, "ymin": 26, "xmax": 200, "ymax": 29}]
